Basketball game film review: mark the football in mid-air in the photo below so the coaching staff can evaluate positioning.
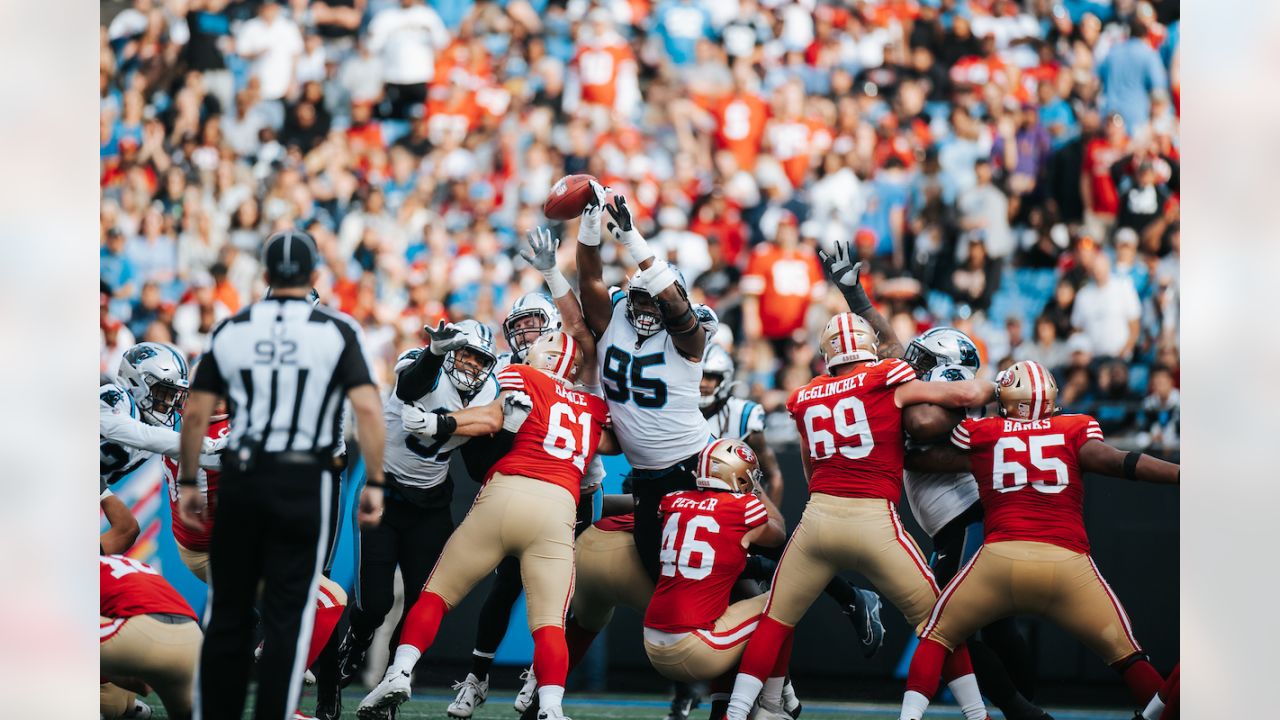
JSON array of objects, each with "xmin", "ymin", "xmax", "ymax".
[{"xmin": 543, "ymin": 174, "xmax": 600, "ymax": 220}]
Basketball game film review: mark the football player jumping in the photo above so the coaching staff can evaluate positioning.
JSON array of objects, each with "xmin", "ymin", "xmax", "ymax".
[
  {"xmin": 723, "ymin": 311, "xmax": 997, "ymax": 720},
  {"xmin": 358, "ymin": 329, "xmax": 615, "ymax": 720},
  {"xmin": 896, "ymin": 361, "xmax": 1178, "ymax": 720}
]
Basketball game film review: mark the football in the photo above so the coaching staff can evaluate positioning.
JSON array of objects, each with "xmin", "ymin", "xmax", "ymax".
[{"xmin": 543, "ymin": 174, "xmax": 600, "ymax": 220}]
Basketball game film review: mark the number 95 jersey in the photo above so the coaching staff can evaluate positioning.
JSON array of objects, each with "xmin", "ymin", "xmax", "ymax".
[
  {"xmin": 787, "ymin": 358, "xmax": 918, "ymax": 501},
  {"xmin": 951, "ymin": 413, "xmax": 1104, "ymax": 554},
  {"xmin": 490, "ymin": 364, "xmax": 610, "ymax": 503}
]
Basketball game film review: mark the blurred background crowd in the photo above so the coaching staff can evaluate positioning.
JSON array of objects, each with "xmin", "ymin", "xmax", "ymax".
[{"xmin": 99, "ymin": 0, "xmax": 1179, "ymax": 451}]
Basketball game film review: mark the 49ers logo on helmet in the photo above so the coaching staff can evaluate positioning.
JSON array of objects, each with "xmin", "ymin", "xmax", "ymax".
[
  {"xmin": 998, "ymin": 370, "xmax": 1017, "ymax": 387},
  {"xmin": 734, "ymin": 444, "xmax": 756, "ymax": 464}
]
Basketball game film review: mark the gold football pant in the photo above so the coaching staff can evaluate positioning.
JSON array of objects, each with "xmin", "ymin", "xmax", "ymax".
[
  {"xmin": 644, "ymin": 595, "xmax": 768, "ymax": 682},
  {"xmin": 571, "ymin": 524, "xmax": 653, "ymax": 632},
  {"xmin": 177, "ymin": 541, "xmax": 210, "ymax": 582},
  {"xmin": 100, "ymin": 613, "xmax": 201, "ymax": 720},
  {"xmin": 921, "ymin": 540, "xmax": 1143, "ymax": 664},
  {"xmin": 763, "ymin": 495, "xmax": 940, "ymax": 627},
  {"xmin": 99, "ymin": 682, "xmax": 135, "ymax": 719},
  {"xmin": 424, "ymin": 473, "xmax": 576, "ymax": 630}
]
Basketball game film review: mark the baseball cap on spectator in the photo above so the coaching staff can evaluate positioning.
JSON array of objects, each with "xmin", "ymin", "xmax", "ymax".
[
  {"xmin": 190, "ymin": 271, "xmax": 215, "ymax": 289},
  {"xmin": 1114, "ymin": 227, "xmax": 1139, "ymax": 247}
]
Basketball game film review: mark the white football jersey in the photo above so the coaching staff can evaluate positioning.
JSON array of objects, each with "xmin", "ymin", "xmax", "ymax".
[
  {"xmin": 383, "ymin": 348, "xmax": 500, "ymax": 489},
  {"xmin": 99, "ymin": 383, "xmax": 162, "ymax": 486},
  {"xmin": 597, "ymin": 295, "xmax": 718, "ymax": 470},
  {"xmin": 902, "ymin": 364, "xmax": 981, "ymax": 538},
  {"xmin": 706, "ymin": 397, "xmax": 765, "ymax": 442}
]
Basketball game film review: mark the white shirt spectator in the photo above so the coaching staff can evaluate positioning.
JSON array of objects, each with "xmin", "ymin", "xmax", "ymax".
[
  {"xmin": 236, "ymin": 11, "xmax": 304, "ymax": 101},
  {"xmin": 339, "ymin": 49, "xmax": 385, "ymax": 103},
  {"xmin": 367, "ymin": 1, "xmax": 449, "ymax": 86},
  {"xmin": 1071, "ymin": 271, "xmax": 1142, "ymax": 358},
  {"xmin": 956, "ymin": 180, "xmax": 1013, "ymax": 260}
]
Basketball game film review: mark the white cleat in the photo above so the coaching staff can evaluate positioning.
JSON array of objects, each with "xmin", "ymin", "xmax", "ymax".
[
  {"xmin": 357, "ymin": 668, "xmax": 412, "ymax": 719},
  {"xmin": 751, "ymin": 700, "xmax": 793, "ymax": 720},
  {"xmin": 536, "ymin": 707, "xmax": 571, "ymax": 720},
  {"xmin": 781, "ymin": 679, "xmax": 802, "ymax": 719},
  {"xmin": 122, "ymin": 699, "xmax": 152, "ymax": 719},
  {"xmin": 448, "ymin": 673, "xmax": 489, "ymax": 718},
  {"xmin": 513, "ymin": 668, "xmax": 538, "ymax": 713},
  {"xmin": 304, "ymin": 669, "xmax": 317, "ymax": 686}
]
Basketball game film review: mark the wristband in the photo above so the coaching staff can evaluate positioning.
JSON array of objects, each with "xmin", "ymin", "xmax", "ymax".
[
  {"xmin": 845, "ymin": 288, "xmax": 873, "ymax": 315},
  {"xmin": 577, "ymin": 207, "xmax": 602, "ymax": 247},
  {"xmin": 365, "ymin": 478, "xmax": 386, "ymax": 488},
  {"xmin": 542, "ymin": 268, "xmax": 572, "ymax": 299},
  {"xmin": 435, "ymin": 412, "xmax": 458, "ymax": 438},
  {"xmin": 617, "ymin": 227, "xmax": 654, "ymax": 264},
  {"xmin": 1123, "ymin": 451, "xmax": 1142, "ymax": 481},
  {"xmin": 177, "ymin": 478, "xmax": 199, "ymax": 487}
]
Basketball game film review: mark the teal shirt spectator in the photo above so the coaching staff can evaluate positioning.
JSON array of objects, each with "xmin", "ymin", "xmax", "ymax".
[
  {"xmin": 1097, "ymin": 36, "xmax": 1168, "ymax": 131},
  {"xmin": 651, "ymin": 0, "xmax": 714, "ymax": 66},
  {"xmin": 1039, "ymin": 96, "xmax": 1079, "ymax": 149},
  {"xmin": 860, "ymin": 173, "xmax": 911, "ymax": 256}
]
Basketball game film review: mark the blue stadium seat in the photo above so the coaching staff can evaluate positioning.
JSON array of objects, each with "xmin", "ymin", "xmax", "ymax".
[{"xmin": 1128, "ymin": 363, "xmax": 1151, "ymax": 394}]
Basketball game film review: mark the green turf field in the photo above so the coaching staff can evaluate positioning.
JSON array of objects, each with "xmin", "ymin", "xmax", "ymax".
[{"xmin": 134, "ymin": 689, "xmax": 1136, "ymax": 719}]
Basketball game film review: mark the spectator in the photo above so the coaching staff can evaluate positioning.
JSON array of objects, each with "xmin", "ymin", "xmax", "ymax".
[
  {"xmin": 949, "ymin": 236, "xmax": 1001, "ymax": 313},
  {"xmin": 1091, "ymin": 358, "xmax": 1141, "ymax": 435},
  {"xmin": 1015, "ymin": 315, "xmax": 1072, "ymax": 372},
  {"xmin": 1071, "ymin": 253, "xmax": 1141, "ymax": 360},
  {"xmin": 101, "ymin": 227, "xmax": 138, "ymax": 315},
  {"xmin": 956, "ymin": 158, "xmax": 1013, "ymax": 261},
  {"xmin": 741, "ymin": 212, "xmax": 824, "ymax": 363},
  {"xmin": 235, "ymin": 0, "xmax": 304, "ymax": 104},
  {"xmin": 1097, "ymin": 21, "xmax": 1169, "ymax": 132},
  {"xmin": 1112, "ymin": 227, "xmax": 1151, "ymax": 299},
  {"xmin": 368, "ymin": 0, "xmax": 450, "ymax": 119},
  {"xmin": 1081, "ymin": 113, "xmax": 1128, "ymax": 238},
  {"xmin": 651, "ymin": 0, "xmax": 715, "ymax": 67},
  {"xmin": 1139, "ymin": 364, "xmax": 1180, "ymax": 448},
  {"xmin": 172, "ymin": 272, "xmax": 231, "ymax": 357},
  {"xmin": 1115, "ymin": 159, "xmax": 1171, "ymax": 235},
  {"xmin": 126, "ymin": 207, "xmax": 179, "ymax": 301}
]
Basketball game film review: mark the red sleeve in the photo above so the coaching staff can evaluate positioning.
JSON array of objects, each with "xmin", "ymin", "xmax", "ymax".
[
  {"xmin": 496, "ymin": 365, "xmax": 526, "ymax": 391},
  {"xmin": 741, "ymin": 249, "xmax": 768, "ymax": 295},
  {"xmin": 1071, "ymin": 415, "xmax": 1105, "ymax": 450},
  {"xmin": 882, "ymin": 358, "xmax": 917, "ymax": 387},
  {"xmin": 951, "ymin": 417, "xmax": 980, "ymax": 451},
  {"xmin": 785, "ymin": 386, "xmax": 802, "ymax": 416},
  {"xmin": 658, "ymin": 493, "xmax": 675, "ymax": 516},
  {"xmin": 741, "ymin": 495, "xmax": 768, "ymax": 530}
]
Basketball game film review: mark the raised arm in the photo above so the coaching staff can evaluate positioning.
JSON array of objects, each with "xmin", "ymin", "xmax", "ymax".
[
  {"xmin": 575, "ymin": 196, "xmax": 613, "ymax": 337},
  {"xmin": 605, "ymin": 194, "xmax": 707, "ymax": 359},
  {"xmin": 521, "ymin": 227, "xmax": 599, "ymax": 384},
  {"xmin": 1078, "ymin": 440, "xmax": 1180, "ymax": 484},
  {"xmin": 818, "ymin": 241, "xmax": 903, "ymax": 358},
  {"xmin": 396, "ymin": 321, "xmax": 467, "ymax": 402}
]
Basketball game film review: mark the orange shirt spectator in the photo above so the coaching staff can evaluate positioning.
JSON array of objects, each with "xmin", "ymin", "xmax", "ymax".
[
  {"xmin": 574, "ymin": 40, "xmax": 633, "ymax": 109},
  {"xmin": 712, "ymin": 91, "xmax": 769, "ymax": 171},
  {"xmin": 426, "ymin": 82, "xmax": 481, "ymax": 145},
  {"xmin": 741, "ymin": 216, "xmax": 825, "ymax": 340}
]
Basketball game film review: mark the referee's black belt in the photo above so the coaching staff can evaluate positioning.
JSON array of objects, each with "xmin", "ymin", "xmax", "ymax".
[{"xmin": 261, "ymin": 451, "xmax": 330, "ymax": 467}]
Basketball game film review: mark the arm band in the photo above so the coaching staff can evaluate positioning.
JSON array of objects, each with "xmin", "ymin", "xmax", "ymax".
[
  {"xmin": 177, "ymin": 478, "xmax": 199, "ymax": 487},
  {"xmin": 434, "ymin": 412, "xmax": 458, "ymax": 439},
  {"xmin": 364, "ymin": 479, "xmax": 385, "ymax": 488},
  {"xmin": 1123, "ymin": 451, "xmax": 1143, "ymax": 481}
]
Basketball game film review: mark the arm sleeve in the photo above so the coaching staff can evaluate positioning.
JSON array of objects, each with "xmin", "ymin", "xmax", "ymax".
[
  {"xmin": 883, "ymin": 358, "xmax": 918, "ymax": 387},
  {"xmin": 744, "ymin": 403, "xmax": 765, "ymax": 435},
  {"xmin": 950, "ymin": 418, "xmax": 977, "ymax": 451},
  {"xmin": 100, "ymin": 405, "xmax": 182, "ymax": 456},
  {"xmin": 334, "ymin": 319, "xmax": 375, "ymax": 390},
  {"xmin": 741, "ymin": 496, "xmax": 768, "ymax": 529},
  {"xmin": 190, "ymin": 347, "xmax": 227, "ymax": 394},
  {"xmin": 394, "ymin": 347, "xmax": 446, "ymax": 402}
]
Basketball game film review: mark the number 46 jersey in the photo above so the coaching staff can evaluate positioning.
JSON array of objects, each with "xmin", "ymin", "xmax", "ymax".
[
  {"xmin": 951, "ymin": 413, "xmax": 1104, "ymax": 554},
  {"xmin": 489, "ymin": 364, "xmax": 610, "ymax": 503},
  {"xmin": 787, "ymin": 358, "xmax": 918, "ymax": 502}
]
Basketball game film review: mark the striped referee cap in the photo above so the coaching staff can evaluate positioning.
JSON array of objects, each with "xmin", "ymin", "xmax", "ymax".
[{"xmin": 261, "ymin": 229, "xmax": 318, "ymax": 288}]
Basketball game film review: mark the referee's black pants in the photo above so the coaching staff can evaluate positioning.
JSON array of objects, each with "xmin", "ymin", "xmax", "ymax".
[
  {"xmin": 625, "ymin": 454, "xmax": 700, "ymax": 583},
  {"xmin": 199, "ymin": 457, "xmax": 333, "ymax": 720},
  {"xmin": 348, "ymin": 477, "xmax": 454, "ymax": 659}
]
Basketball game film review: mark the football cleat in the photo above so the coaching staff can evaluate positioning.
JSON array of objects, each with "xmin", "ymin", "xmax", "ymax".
[
  {"xmin": 122, "ymin": 699, "xmax": 152, "ymax": 718},
  {"xmin": 844, "ymin": 588, "xmax": 885, "ymax": 658},
  {"xmin": 514, "ymin": 668, "xmax": 538, "ymax": 713},
  {"xmin": 751, "ymin": 701, "xmax": 793, "ymax": 720},
  {"xmin": 304, "ymin": 669, "xmax": 316, "ymax": 686},
  {"xmin": 357, "ymin": 668, "xmax": 412, "ymax": 719},
  {"xmin": 337, "ymin": 628, "xmax": 373, "ymax": 689},
  {"xmin": 314, "ymin": 676, "xmax": 342, "ymax": 720},
  {"xmin": 667, "ymin": 682, "xmax": 702, "ymax": 720},
  {"xmin": 781, "ymin": 679, "xmax": 802, "ymax": 719},
  {"xmin": 292, "ymin": 711, "xmax": 316, "ymax": 720},
  {"xmin": 448, "ymin": 673, "xmax": 489, "ymax": 718},
  {"xmin": 536, "ymin": 707, "xmax": 572, "ymax": 720}
]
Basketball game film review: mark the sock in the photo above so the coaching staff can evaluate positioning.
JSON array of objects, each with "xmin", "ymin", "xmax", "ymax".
[
  {"xmin": 398, "ymin": 591, "xmax": 448, "ymax": 658},
  {"xmin": 771, "ymin": 632, "xmax": 795, "ymax": 679},
  {"xmin": 537, "ymin": 684, "xmax": 565, "ymax": 713},
  {"xmin": 469, "ymin": 650, "xmax": 495, "ymax": 680},
  {"xmin": 899, "ymin": 690, "xmax": 930, "ymax": 720},
  {"xmin": 904, "ymin": 637, "xmax": 949, "ymax": 698},
  {"xmin": 941, "ymin": 644, "xmax": 975, "ymax": 681},
  {"xmin": 823, "ymin": 577, "xmax": 858, "ymax": 608},
  {"xmin": 738, "ymin": 616, "xmax": 791, "ymax": 681},
  {"xmin": 946, "ymin": 672, "xmax": 988, "ymax": 720},
  {"xmin": 306, "ymin": 591, "xmax": 346, "ymax": 669},
  {"xmin": 762, "ymin": 677, "xmax": 785, "ymax": 707},
  {"xmin": 1112, "ymin": 656, "xmax": 1164, "ymax": 705},
  {"xmin": 1142, "ymin": 692, "xmax": 1166, "ymax": 720},
  {"xmin": 390, "ymin": 645, "xmax": 422, "ymax": 675},
  {"xmin": 532, "ymin": 626, "xmax": 569, "ymax": 689},
  {"xmin": 1158, "ymin": 664, "xmax": 1180, "ymax": 720},
  {"xmin": 565, "ymin": 617, "xmax": 599, "ymax": 672},
  {"xmin": 726, "ymin": 673, "xmax": 763, "ymax": 720}
]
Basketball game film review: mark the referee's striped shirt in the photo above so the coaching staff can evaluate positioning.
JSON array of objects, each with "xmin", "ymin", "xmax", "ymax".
[{"xmin": 191, "ymin": 297, "xmax": 374, "ymax": 455}]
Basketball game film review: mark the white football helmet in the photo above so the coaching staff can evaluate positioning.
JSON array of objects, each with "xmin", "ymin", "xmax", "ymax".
[
  {"xmin": 625, "ymin": 266, "xmax": 687, "ymax": 337},
  {"xmin": 444, "ymin": 320, "xmax": 498, "ymax": 394},
  {"xmin": 904, "ymin": 327, "xmax": 981, "ymax": 378},
  {"xmin": 924, "ymin": 362, "xmax": 984, "ymax": 420},
  {"xmin": 700, "ymin": 343, "xmax": 736, "ymax": 411},
  {"xmin": 503, "ymin": 292, "xmax": 562, "ymax": 361},
  {"xmin": 117, "ymin": 342, "xmax": 190, "ymax": 427}
]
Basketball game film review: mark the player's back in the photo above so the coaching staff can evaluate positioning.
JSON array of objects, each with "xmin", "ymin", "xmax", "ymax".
[
  {"xmin": 100, "ymin": 555, "xmax": 197, "ymax": 620},
  {"xmin": 952, "ymin": 413, "xmax": 1104, "ymax": 553},
  {"xmin": 489, "ymin": 364, "xmax": 610, "ymax": 503},
  {"xmin": 644, "ymin": 490, "xmax": 768, "ymax": 633},
  {"xmin": 787, "ymin": 358, "xmax": 917, "ymax": 501}
]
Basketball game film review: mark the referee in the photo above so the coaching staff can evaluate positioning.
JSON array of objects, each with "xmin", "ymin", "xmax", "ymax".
[{"xmin": 178, "ymin": 230, "xmax": 387, "ymax": 720}]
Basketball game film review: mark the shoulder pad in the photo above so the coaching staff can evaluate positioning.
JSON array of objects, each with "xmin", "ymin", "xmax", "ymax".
[{"xmin": 99, "ymin": 384, "xmax": 136, "ymax": 418}]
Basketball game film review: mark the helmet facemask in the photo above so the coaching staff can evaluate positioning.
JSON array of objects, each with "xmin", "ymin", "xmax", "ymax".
[
  {"xmin": 902, "ymin": 341, "xmax": 938, "ymax": 378},
  {"xmin": 626, "ymin": 286, "xmax": 663, "ymax": 337},
  {"xmin": 503, "ymin": 309, "xmax": 552, "ymax": 360},
  {"xmin": 445, "ymin": 346, "xmax": 497, "ymax": 394},
  {"xmin": 141, "ymin": 375, "xmax": 189, "ymax": 427}
]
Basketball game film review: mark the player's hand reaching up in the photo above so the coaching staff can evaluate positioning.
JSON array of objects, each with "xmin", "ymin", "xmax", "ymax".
[
  {"xmin": 501, "ymin": 391, "xmax": 534, "ymax": 433},
  {"xmin": 576, "ymin": 203, "xmax": 603, "ymax": 247},
  {"xmin": 424, "ymin": 320, "xmax": 468, "ymax": 356},
  {"xmin": 818, "ymin": 240, "xmax": 872, "ymax": 314},
  {"xmin": 521, "ymin": 227, "xmax": 560, "ymax": 272},
  {"xmin": 604, "ymin": 194, "xmax": 634, "ymax": 238}
]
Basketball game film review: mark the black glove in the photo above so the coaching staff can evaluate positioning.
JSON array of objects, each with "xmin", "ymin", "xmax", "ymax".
[
  {"xmin": 604, "ymin": 194, "xmax": 634, "ymax": 236},
  {"xmin": 817, "ymin": 241, "xmax": 873, "ymax": 314}
]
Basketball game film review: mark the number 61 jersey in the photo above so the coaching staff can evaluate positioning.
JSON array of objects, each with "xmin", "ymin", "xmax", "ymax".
[
  {"xmin": 787, "ymin": 357, "xmax": 918, "ymax": 501},
  {"xmin": 489, "ymin": 364, "xmax": 610, "ymax": 503},
  {"xmin": 951, "ymin": 413, "xmax": 1104, "ymax": 554}
]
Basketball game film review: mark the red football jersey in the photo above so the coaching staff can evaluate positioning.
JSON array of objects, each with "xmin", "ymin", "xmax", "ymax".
[
  {"xmin": 644, "ymin": 490, "xmax": 769, "ymax": 633},
  {"xmin": 594, "ymin": 513, "xmax": 635, "ymax": 533},
  {"xmin": 489, "ymin": 365, "xmax": 610, "ymax": 503},
  {"xmin": 787, "ymin": 358, "xmax": 918, "ymax": 501},
  {"xmin": 100, "ymin": 555, "xmax": 197, "ymax": 621},
  {"xmin": 162, "ymin": 417, "xmax": 229, "ymax": 551},
  {"xmin": 951, "ymin": 414, "xmax": 1105, "ymax": 554}
]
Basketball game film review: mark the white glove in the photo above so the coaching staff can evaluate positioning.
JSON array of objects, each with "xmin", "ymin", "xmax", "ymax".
[
  {"xmin": 424, "ymin": 320, "xmax": 468, "ymax": 356},
  {"xmin": 501, "ymin": 391, "xmax": 534, "ymax": 434},
  {"xmin": 633, "ymin": 258, "xmax": 679, "ymax": 296},
  {"xmin": 520, "ymin": 228, "xmax": 573, "ymax": 299},
  {"xmin": 201, "ymin": 436, "xmax": 226, "ymax": 455},
  {"xmin": 402, "ymin": 402, "xmax": 440, "ymax": 437},
  {"xmin": 577, "ymin": 203, "xmax": 603, "ymax": 247}
]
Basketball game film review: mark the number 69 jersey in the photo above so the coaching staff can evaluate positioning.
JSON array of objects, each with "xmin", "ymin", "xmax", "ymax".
[
  {"xmin": 488, "ymin": 364, "xmax": 610, "ymax": 503},
  {"xmin": 951, "ymin": 413, "xmax": 1105, "ymax": 554},
  {"xmin": 383, "ymin": 348, "xmax": 500, "ymax": 490},
  {"xmin": 787, "ymin": 358, "xmax": 918, "ymax": 501}
]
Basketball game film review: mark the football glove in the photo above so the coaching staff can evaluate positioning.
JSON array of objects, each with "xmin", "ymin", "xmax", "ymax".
[
  {"xmin": 201, "ymin": 435, "xmax": 227, "ymax": 456},
  {"xmin": 605, "ymin": 195, "xmax": 654, "ymax": 264},
  {"xmin": 817, "ymin": 240, "xmax": 872, "ymax": 314},
  {"xmin": 424, "ymin": 320, "xmax": 468, "ymax": 356},
  {"xmin": 521, "ymin": 227, "xmax": 560, "ymax": 272},
  {"xmin": 401, "ymin": 401, "xmax": 439, "ymax": 437},
  {"xmin": 576, "ymin": 203, "xmax": 603, "ymax": 247},
  {"xmin": 501, "ymin": 391, "xmax": 534, "ymax": 434}
]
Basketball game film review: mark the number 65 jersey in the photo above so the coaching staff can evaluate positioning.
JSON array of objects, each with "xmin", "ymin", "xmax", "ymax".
[
  {"xmin": 489, "ymin": 364, "xmax": 611, "ymax": 503},
  {"xmin": 951, "ymin": 413, "xmax": 1105, "ymax": 553},
  {"xmin": 787, "ymin": 358, "xmax": 918, "ymax": 501}
]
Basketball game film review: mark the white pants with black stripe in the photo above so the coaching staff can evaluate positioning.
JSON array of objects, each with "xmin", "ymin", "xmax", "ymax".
[{"xmin": 196, "ymin": 458, "xmax": 332, "ymax": 720}]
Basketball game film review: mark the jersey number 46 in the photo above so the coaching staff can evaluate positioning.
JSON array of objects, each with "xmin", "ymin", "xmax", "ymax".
[{"xmin": 659, "ymin": 512, "xmax": 719, "ymax": 580}]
